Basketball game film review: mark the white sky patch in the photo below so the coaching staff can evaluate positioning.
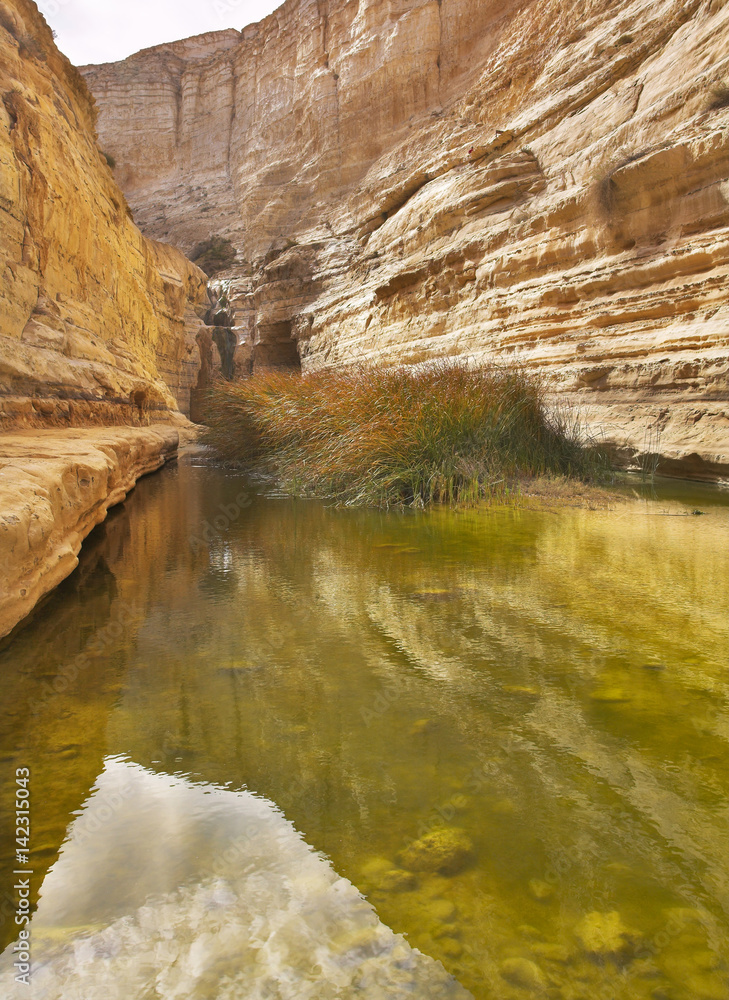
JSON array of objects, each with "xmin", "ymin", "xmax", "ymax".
[{"xmin": 36, "ymin": 0, "xmax": 281, "ymax": 66}]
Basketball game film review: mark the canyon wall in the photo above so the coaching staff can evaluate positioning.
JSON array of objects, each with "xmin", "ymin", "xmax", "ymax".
[
  {"xmin": 83, "ymin": 0, "xmax": 729, "ymax": 479},
  {"xmin": 0, "ymin": 0, "xmax": 208, "ymax": 428}
]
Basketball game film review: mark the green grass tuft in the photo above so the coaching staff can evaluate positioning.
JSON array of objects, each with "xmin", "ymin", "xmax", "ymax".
[{"xmin": 202, "ymin": 362, "xmax": 611, "ymax": 507}]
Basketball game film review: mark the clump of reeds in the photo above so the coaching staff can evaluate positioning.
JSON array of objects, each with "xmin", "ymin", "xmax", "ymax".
[{"xmin": 202, "ymin": 361, "xmax": 610, "ymax": 506}]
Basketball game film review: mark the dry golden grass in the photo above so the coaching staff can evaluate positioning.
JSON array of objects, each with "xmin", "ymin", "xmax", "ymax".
[{"xmin": 202, "ymin": 362, "xmax": 612, "ymax": 507}]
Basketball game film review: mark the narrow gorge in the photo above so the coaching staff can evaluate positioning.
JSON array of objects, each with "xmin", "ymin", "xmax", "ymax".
[
  {"xmin": 82, "ymin": 0, "xmax": 729, "ymax": 478},
  {"xmin": 0, "ymin": 3, "xmax": 728, "ymax": 998}
]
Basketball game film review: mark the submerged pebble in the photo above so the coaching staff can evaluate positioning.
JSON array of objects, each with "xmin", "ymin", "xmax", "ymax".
[
  {"xmin": 439, "ymin": 937, "xmax": 464, "ymax": 960},
  {"xmin": 589, "ymin": 687, "xmax": 632, "ymax": 703},
  {"xmin": 500, "ymin": 957, "xmax": 546, "ymax": 989},
  {"xmin": 378, "ymin": 868, "xmax": 419, "ymax": 893},
  {"xmin": 408, "ymin": 589, "xmax": 461, "ymax": 603},
  {"xmin": 502, "ymin": 685, "xmax": 541, "ymax": 698},
  {"xmin": 574, "ymin": 910, "xmax": 638, "ymax": 957},
  {"xmin": 427, "ymin": 899, "xmax": 458, "ymax": 924},
  {"xmin": 491, "ymin": 797, "xmax": 517, "ymax": 815},
  {"xmin": 398, "ymin": 828, "xmax": 475, "ymax": 876},
  {"xmin": 531, "ymin": 942, "xmax": 571, "ymax": 964},
  {"xmin": 517, "ymin": 925, "xmax": 544, "ymax": 941},
  {"xmin": 528, "ymin": 879, "xmax": 555, "ymax": 901}
]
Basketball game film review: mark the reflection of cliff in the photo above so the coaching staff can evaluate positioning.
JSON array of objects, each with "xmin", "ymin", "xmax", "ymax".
[
  {"xmin": 0, "ymin": 516, "xmax": 128, "ymax": 952},
  {"xmin": 0, "ymin": 455, "xmax": 222, "ymax": 950},
  {"xmin": 0, "ymin": 0, "xmax": 207, "ymax": 427},
  {"xmin": 84, "ymin": 0, "xmax": 729, "ymax": 475}
]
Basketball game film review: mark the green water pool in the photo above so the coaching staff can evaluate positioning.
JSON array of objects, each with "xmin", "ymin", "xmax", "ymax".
[{"xmin": 0, "ymin": 459, "xmax": 727, "ymax": 998}]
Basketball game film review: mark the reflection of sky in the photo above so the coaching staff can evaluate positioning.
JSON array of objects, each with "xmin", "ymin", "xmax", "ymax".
[
  {"xmin": 0, "ymin": 757, "xmax": 469, "ymax": 1000},
  {"xmin": 210, "ymin": 539, "xmax": 235, "ymax": 574},
  {"xmin": 36, "ymin": 0, "xmax": 281, "ymax": 66}
]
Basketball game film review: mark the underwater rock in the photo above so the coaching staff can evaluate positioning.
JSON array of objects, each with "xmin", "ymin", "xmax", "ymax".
[
  {"xmin": 500, "ymin": 957, "xmax": 546, "ymax": 989},
  {"xmin": 574, "ymin": 910, "xmax": 638, "ymax": 957},
  {"xmin": 409, "ymin": 719, "xmax": 436, "ymax": 736},
  {"xmin": 427, "ymin": 899, "xmax": 458, "ymax": 924},
  {"xmin": 589, "ymin": 688, "xmax": 632, "ymax": 703},
  {"xmin": 528, "ymin": 879, "xmax": 555, "ymax": 901},
  {"xmin": 378, "ymin": 868, "xmax": 419, "ymax": 893},
  {"xmin": 397, "ymin": 828, "xmax": 475, "ymax": 876},
  {"xmin": 532, "ymin": 942, "xmax": 572, "ymax": 964},
  {"xmin": 663, "ymin": 948, "xmax": 723, "ymax": 976}
]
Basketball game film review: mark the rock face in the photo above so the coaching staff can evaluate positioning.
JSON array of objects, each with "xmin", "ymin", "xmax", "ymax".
[
  {"xmin": 0, "ymin": 425, "xmax": 179, "ymax": 638},
  {"xmin": 0, "ymin": 0, "xmax": 208, "ymax": 429},
  {"xmin": 83, "ymin": 0, "xmax": 729, "ymax": 479}
]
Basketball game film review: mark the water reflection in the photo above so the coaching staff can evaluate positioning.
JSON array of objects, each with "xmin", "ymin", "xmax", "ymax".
[
  {"xmin": 0, "ymin": 522, "xmax": 130, "ymax": 953},
  {"xmin": 0, "ymin": 758, "xmax": 467, "ymax": 999},
  {"xmin": 0, "ymin": 460, "xmax": 726, "ymax": 999}
]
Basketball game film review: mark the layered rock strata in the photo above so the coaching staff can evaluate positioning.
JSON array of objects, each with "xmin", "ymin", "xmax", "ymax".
[
  {"xmin": 0, "ymin": 0, "xmax": 208, "ymax": 429},
  {"xmin": 85, "ymin": 0, "xmax": 729, "ymax": 478},
  {"xmin": 0, "ymin": 425, "xmax": 178, "ymax": 638}
]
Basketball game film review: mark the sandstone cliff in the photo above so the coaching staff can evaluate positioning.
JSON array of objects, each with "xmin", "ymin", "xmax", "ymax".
[
  {"xmin": 84, "ymin": 0, "xmax": 729, "ymax": 479},
  {"xmin": 0, "ymin": 0, "xmax": 208, "ymax": 428},
  {"xmin": 0, "ymin": 425, "xmax": 179, "ymax": 637}
]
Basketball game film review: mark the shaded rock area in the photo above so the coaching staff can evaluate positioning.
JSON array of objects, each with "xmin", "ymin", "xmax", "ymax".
[{"xmin": 0, "ymin": 426, "xmax": 179, "ymax": 638}]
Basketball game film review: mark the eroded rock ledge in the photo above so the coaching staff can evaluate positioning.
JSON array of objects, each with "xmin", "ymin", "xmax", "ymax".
[{"xmin": 0, "ymin": 426, "xmax": 178, "ymax": 638}]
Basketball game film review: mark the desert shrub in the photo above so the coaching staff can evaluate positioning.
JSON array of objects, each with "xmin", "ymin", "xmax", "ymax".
[
  {"xmin": 17, "ymin": 33, "xmax": 45, "ymax": 61},
  {"xmin": 189, "ymin": 235, "xmax": 237, "ymax": 277},
  {"xmin": 202, "ymin": 361, "xmax": 610, "ymax": 507},
  {"xmin": 102, "ymin": 150, "xmax": 116, "ymax": 169}
]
